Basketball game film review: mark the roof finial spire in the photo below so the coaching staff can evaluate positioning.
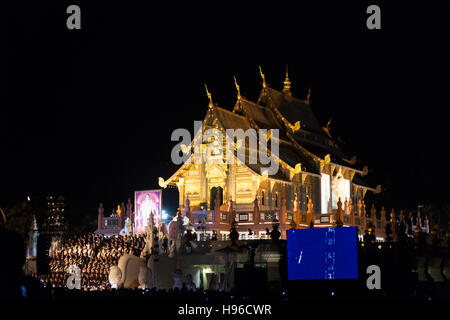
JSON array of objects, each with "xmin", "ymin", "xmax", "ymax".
[
  {"xmin": 283, "ymin": 65, "xmax": 291, "ymax": 93},
  {"xmin": 306, "ymin": 88, "xmax": 311, "ymax": 104},
  {"xmin": 204, "ymin": 83, "xmax": 213, "ymax": 108},
  {"xmin": 234, "ymin": 76, "xmax": 241, "ymax": 100},
  {"xmin": 259, "ymin": 65, "xmax": 267, "ymax": 88}
]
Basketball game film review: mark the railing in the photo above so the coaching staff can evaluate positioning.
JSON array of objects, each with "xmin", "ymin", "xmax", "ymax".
[
  {"xmin": 311, "ymin": 213, "xmax": 336, "ymax": 226},
  {"xmin": 187, "ymin": 204, "xmax": 392, "ymax": 240},
  {"xmin": 195, "ymin": 233, "xmax": 272, "ymax": 241},
  {"xmin": 277, "ymin": 209, "xmax": 391, "ymax": 238},
  {"xmin": 189, "ymin": 209, "xmax": 283, "ymax": 224}
]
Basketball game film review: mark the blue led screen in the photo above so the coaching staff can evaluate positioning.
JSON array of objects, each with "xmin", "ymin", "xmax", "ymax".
[{"xmin": 287, "ymin": 227, "xmax": 358, "ymax": 280}]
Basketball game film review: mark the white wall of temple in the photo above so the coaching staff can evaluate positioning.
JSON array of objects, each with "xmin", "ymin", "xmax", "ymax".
[
  {"xmin": 320, "ymin": 171, "xmax": 352, "ymax": 214},
  {"xmin": 331, "ymin": 168, "xmax": 351, "ymax": 210},
  {"xmin": 321, "ymin": 173, "xmax": 330, "ymax": 213}
]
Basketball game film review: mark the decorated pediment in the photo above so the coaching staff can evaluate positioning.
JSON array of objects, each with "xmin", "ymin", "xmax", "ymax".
[{"xmin": 205, "ymin": 163, "xmax": 227, "ymax": 179}]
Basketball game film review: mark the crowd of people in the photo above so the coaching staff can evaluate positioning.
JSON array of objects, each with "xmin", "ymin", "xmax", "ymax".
[{"xmin": 36, "ymin": 233, "xmax": 146, "ymax": 291}]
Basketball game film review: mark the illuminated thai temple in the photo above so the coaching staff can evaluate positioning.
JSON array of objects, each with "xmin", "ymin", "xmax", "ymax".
[{"xmin": 159, "ymin": 67, "xmax": 383, "ymax": 240}]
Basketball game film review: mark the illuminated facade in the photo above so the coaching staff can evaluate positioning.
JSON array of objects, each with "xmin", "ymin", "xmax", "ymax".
[{"xmin": 160, "ymin": 69, "xmax": 382, "ymax": 239}]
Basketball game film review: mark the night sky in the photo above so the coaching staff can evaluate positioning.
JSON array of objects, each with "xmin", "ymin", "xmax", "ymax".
[{"xmin": 1, "ymin": 1, "xmax": 449, "ymax": 221}]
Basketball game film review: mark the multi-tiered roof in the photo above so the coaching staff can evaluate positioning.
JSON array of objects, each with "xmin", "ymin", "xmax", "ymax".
[{"xmin": 160, "ymin": 67, "xmax": 376, "ymax": 192}]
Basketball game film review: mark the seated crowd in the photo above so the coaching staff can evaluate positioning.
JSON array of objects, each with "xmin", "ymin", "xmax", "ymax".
[{"xmin": 37, "ymin": 233, "xmax": 146, "ymax": 291}]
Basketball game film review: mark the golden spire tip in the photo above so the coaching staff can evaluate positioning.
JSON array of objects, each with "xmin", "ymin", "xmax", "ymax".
[
  {"xmin": 204, "ymin": 83, "xmax": 213, "ymax": 107},
  {"xmin": 259, "ymin": 65, "xmax": 267, "ymax": 88},
  {"xmin": 283, "ymin": 65, "xmax": 291, "ymax": 92},
  {"xmin": 234, "ymin": 76, "xmax": 241, "ymax": 100}
]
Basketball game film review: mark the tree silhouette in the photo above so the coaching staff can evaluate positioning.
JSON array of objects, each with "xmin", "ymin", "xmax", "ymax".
[{"xmin": 3, "ymin": 202, "xmax": 36, "ymax": 239}]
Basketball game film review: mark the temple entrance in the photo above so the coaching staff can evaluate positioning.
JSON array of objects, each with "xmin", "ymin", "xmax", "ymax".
[{"xmin": 210, "ymin": 187, "xmax": 223, "ymax": 210}]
